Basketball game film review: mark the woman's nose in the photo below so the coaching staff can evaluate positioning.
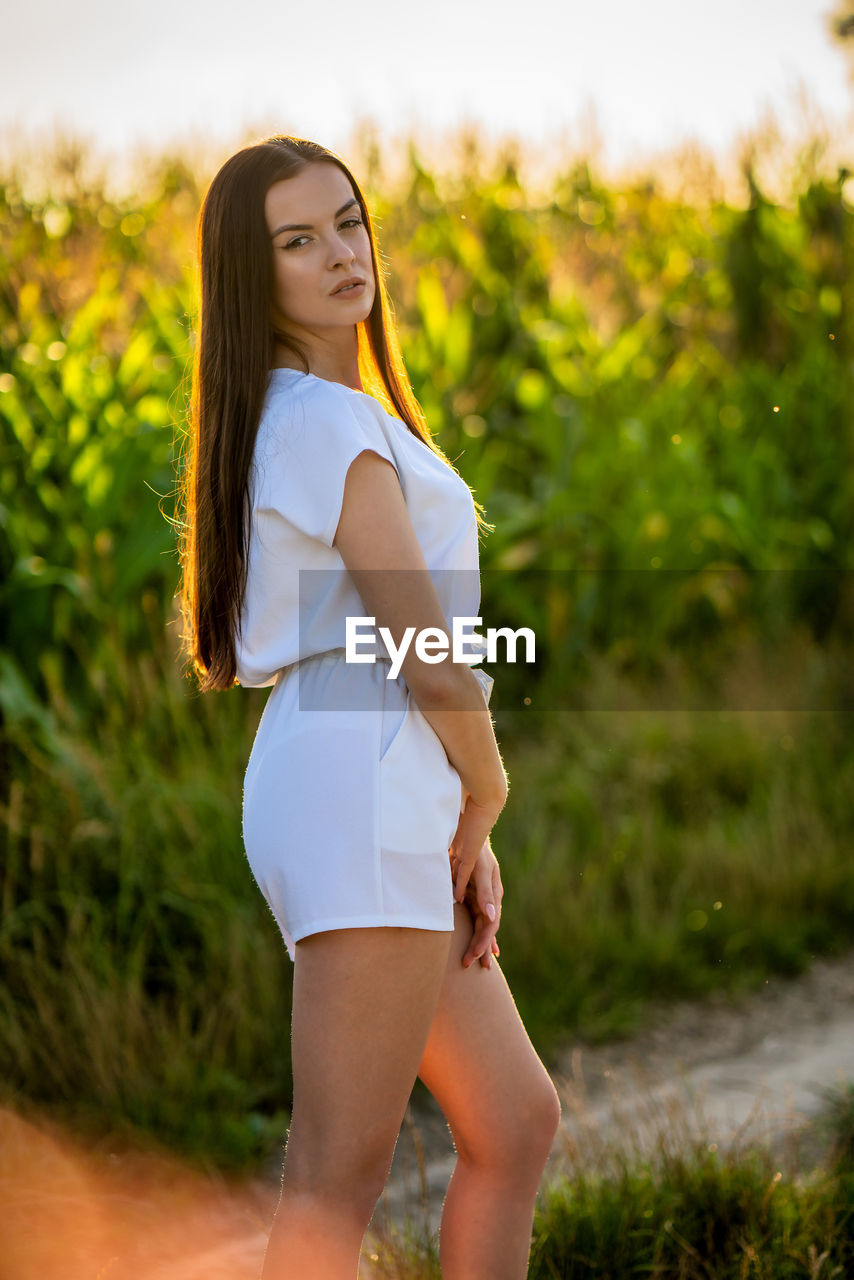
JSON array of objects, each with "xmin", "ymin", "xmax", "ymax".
[{"xmin": 327, "ymin": 234, "xmax": 356, "ymax": 268}]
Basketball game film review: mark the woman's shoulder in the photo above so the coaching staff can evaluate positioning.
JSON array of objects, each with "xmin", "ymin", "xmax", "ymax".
[
  {"xmin": 253, "ymin": 372, "xmax": 398, "ymax": 492},
  {"xmin": 250, "ymin": 371, "xmax": 402, "ymax": 542}
]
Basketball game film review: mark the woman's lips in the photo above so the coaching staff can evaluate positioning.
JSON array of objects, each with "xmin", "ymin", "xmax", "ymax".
[{"xmin": 331, "ymin": 278, "xmax": 366, "ymax": 297}]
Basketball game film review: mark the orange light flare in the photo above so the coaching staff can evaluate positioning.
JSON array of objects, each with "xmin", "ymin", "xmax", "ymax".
[{"xmin": 0, "ymin": 1108, "xmax": 277, "ymax": 1279}]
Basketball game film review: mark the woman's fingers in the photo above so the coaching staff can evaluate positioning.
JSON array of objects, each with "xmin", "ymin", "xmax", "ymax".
[
  {"xmin": 477, "ymin": 931, "xmax": 500, "ymax": 967},
  {"xmin": 452, "ymin": 837, "xmax": 487, "ymax": 902},
  {"xmin": 483, "ymin": 858, "xmax": 503, "ymax": 958},
  {"xmin": 487, "ymin": 868, "xmax": 502, "ymax": 962},
  {"xmin": 462, "ymin": 909, "xmax": 497, "ymax": 968},
  {"xmin": 473, "ymin": 846, "xmax": 498, "ymax": 924},
  {"xmin": 460, "ymin": 844, "xmax": 503, "ymax": 968},
  {"xmin": 451, "ymin": 848, "xmax": 475, "ymax": 902}
]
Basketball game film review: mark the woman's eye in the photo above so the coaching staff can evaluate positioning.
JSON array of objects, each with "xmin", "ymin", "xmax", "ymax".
[
  {"xmin": 339, "ymin": 217, "xmax": 363, "ymax": 231},
  {"xmin": 284, "ymin": 235, "xmax": 310, "ymax": 250}
]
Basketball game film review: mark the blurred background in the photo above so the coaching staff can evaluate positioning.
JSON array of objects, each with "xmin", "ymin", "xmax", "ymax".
[{"xmin": 1, "ymin": 1, "xmax": 854, "ymax": 1274}]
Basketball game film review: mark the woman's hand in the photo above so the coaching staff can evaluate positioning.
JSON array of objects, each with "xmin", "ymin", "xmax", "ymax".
[
  {"xmin": 448, "ymin": 790, "xmax": 505, "ymax": 905},
  {"xmin": 455, "ymin": 838, "xmax": 503, "ymax": 970}
]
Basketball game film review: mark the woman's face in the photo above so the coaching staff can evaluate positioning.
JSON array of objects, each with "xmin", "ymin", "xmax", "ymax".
[{"xmin": 265, "ymin": 162, "xmax": 376, "ymax": 343}]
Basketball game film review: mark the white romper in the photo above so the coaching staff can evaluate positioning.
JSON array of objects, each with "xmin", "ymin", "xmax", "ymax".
[{"xmin": 238, "ymin": 369, "xmax": 492, "ymax": 960}]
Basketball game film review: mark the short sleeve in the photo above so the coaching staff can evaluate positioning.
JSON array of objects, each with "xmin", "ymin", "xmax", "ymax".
[{"xmin": 256, "ymin": 383, "xmax": 401, "ymax": 548}]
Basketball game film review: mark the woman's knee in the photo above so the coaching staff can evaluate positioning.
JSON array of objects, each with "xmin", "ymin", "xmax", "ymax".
[
  {"xmin": 536, "ymin": 1073, "xmax": 563, "ymax": 1150},
  {"xmin": 513, "ymin": 1071, "xmax": 562, "ymax": 1166},
  {"xmin": 458, "ymin": 1069, "xmax": 562, "ymax": 1176}
]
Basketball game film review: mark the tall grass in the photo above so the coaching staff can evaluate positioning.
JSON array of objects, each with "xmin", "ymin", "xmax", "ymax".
[
  {"xmin": 2, "ymin": 627, "xmax": 291, "ymax": 1167},
  {"xmin": 525, "ymin": 1081, "xmax": 854, "ymax": 1279}
]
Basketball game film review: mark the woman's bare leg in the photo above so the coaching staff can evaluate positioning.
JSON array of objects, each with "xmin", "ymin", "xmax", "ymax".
[
  {"xmin": 418, "ymin": 905, "xmax": 562, "ymax": 1280},
  {"xmin": 261, "ymin": 925, "xmax": 452, "ymax": 1280}
]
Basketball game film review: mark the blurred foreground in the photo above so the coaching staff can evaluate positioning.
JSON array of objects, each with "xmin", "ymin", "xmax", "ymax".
[{"xmin": 0, "ymin": 1106, "xmax": 274, "ymax": 1279}]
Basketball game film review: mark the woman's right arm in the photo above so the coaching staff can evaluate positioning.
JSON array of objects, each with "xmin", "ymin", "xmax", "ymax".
[{"xmin": 333, "ymin": 448, "xmax": 508, "ymax": 879}]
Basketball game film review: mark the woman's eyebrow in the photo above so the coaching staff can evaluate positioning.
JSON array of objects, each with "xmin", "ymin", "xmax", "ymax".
[{"xmin": 270, "ymin": 198, "xmax": 359, "ymax": 238}]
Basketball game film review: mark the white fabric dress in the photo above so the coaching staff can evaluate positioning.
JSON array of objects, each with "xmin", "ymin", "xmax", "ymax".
[{"xmin": 238, "ymin": 368, "xmax": 492, "ymax": 960}]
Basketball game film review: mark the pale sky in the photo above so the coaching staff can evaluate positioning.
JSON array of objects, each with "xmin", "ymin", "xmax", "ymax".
[{"xmin": 3, "ymin": 0, "xmax": 852, "ymax": 174}]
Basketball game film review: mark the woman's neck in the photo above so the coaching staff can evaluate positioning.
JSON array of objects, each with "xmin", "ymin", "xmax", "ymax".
[{"xmin": 272, "ymin": 332, "xmax": 362, "ymax": 391}]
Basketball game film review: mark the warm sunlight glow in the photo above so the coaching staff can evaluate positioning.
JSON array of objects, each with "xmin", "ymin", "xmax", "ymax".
[{"xmin": 0, "ymin": 1109, "xmax": 273, "ymax": 1280}]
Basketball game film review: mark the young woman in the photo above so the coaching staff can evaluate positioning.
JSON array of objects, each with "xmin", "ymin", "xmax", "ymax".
[{"xmin": 178, "ymin": 135, "xmax": 560, "ymax": 1280}]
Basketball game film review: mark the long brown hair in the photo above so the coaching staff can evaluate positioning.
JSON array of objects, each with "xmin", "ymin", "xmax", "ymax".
[{"xmin": 176, "ymin": 135, "xmax": 490, "ymax": 692}]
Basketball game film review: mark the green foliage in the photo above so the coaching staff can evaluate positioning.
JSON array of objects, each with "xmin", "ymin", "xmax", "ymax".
[
  {"xmin": 527, "ymin": 1084, "xmax": 854, "ymax": 1279},
  {"xmin": 1, "ymin": 139, "xmax": 853, "ymax": 1166},
  {"xmin": 528, "ymin": 1154, "xmax": 854, "ymax": 1278},
  {"xmin": 0, "ymin": 156, "xmax": 196, "ymax": 707}
]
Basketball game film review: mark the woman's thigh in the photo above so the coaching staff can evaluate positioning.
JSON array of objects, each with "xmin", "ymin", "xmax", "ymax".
[
  {"xmin": 284, "ymin": 925, "xmax": 453, "ymax": 1188},
  {"xmin": 417, "ymin": 906, "xmax": 561, "ymax": 1169}
]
